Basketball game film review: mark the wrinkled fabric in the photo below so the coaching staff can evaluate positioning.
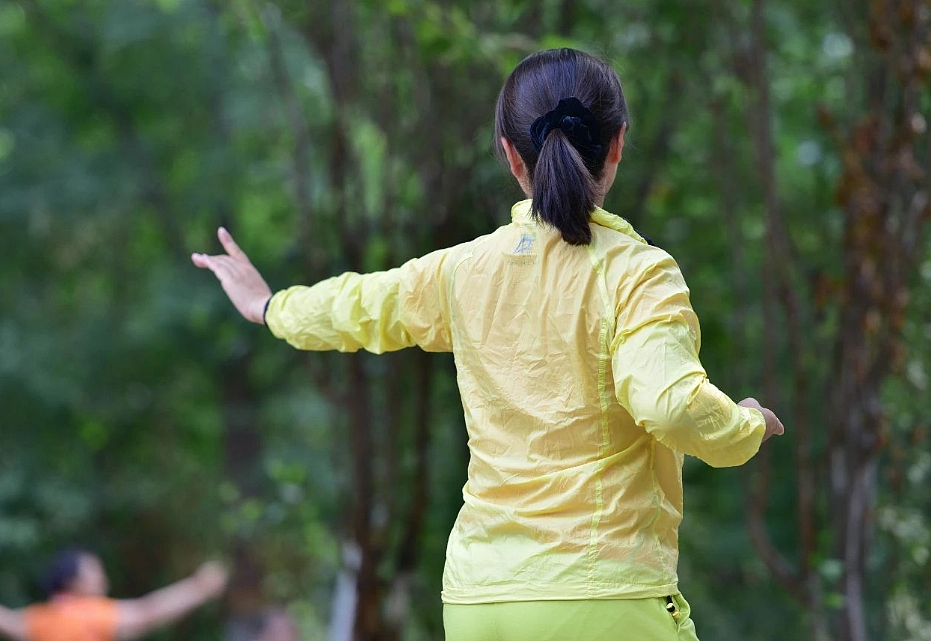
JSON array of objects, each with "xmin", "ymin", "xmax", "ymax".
[{"xmin": 265, "ymin": 200, "xmax": 766, "ymax": 604}]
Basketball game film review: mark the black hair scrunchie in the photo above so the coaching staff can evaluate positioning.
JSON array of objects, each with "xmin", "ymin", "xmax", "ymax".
[{"xmin": 529, "ymin": 97, "xmax": 603, "ymax": 161}]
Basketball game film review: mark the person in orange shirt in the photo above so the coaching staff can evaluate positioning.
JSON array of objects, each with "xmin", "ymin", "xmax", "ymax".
[{"xmin": 0, "ymin": 548, "xmax": 228, "ymax": 641}]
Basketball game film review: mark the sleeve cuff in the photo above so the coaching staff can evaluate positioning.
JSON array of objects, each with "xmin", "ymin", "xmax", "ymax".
[
  {"xmin": 264, "ymin": 291, "xmax": 284, "ymax": 338},
  {"xmin": 262, "ymin": 295, "xmax": 273, "ymax": 325}
]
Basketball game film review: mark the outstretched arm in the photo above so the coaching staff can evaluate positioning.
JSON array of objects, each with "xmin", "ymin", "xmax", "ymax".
[
  {"xmin": 0, "ymin": 606, "xmax": 27, "ymax": 641},
  {"xmin": 612, "ymin": 250, "xmax": 784, "ymax": 467},
  {"xmin": 193, "ymin": 228, "xmax": 454, "ymax": 353},
  {"xmin": 114, "ymin": 562, "xmax": 227, "ymax": 641}
]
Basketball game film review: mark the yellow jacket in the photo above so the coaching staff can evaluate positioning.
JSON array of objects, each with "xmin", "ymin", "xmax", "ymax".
[{"xmin": 265, "ymin": 200, "xmax": 765, "ymax": 603}]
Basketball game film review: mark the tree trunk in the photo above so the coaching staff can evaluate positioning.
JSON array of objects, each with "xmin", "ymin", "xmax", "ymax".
[
  {"xmin": 221, "ymin": 353, "xmax": 266, "ymax": 613},
  {"xmin": 742, "ymin": 4, "xmax": 824, "ymax": 636}
]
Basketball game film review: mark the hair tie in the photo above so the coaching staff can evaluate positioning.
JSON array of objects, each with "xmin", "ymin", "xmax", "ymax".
[{"xmin": 529, "ymin": 97, "xmax": 603, "ymax": 160}]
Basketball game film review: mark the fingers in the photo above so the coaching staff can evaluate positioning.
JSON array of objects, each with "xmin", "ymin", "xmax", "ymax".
[
  {"xmin": 773, "ymin": 417, "xmax": 785, "ymax": 436},
  {"xmin": 192, "ymin": 253, "xmax": 226, "ymax": 275},
  {"xmin": 218, "ymin": 227, "xmax": 249, "ymax": 262},
  {"xmin": 763, "ymin": 410, "xmax": 785, "ymax": 436},
  {"xmin": 736, "ymin": 396, "xmax": 786, "ymax": 441},
  {"xmin": 194, "ymin": 562, "xmax": 229, "ymax": 596},
  {"xmin": 192, "ymin": 253, "xmax": 242, "ymax": 281},
  {"xmin": 192, "ymin": 227, "xmax": 250, "ymax": 268},
  {"xmin": 191, "ymin": 252, "xmax": 211, "ymax": 269}
]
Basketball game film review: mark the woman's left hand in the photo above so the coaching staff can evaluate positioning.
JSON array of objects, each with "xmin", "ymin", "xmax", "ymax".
[{"xmin": 192, "ymin": 227, "xmax": 272, "ymax": 324}]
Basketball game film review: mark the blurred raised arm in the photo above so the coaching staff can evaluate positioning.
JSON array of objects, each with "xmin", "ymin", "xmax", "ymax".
[
  {"xmin": 114, "ymin": 562, "xmax": 227, "ymax": 641},
  {"xmin": 0, "ymin": 606, "xmax": 27, "ymax": 641}
]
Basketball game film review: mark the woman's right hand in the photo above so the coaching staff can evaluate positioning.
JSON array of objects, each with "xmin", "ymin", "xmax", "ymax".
[
  {"xmin": 739, "ymin": 398, "xmax": 785, "ymax": 442},
  {"xmin": 192, "ymin": 228, "xmax": 272, "ymax": 324}
]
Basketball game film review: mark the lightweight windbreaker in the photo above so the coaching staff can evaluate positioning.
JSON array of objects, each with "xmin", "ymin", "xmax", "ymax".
[{"xmin": 265, "ymin": 199, "xmax": 766, "ymax": 604}]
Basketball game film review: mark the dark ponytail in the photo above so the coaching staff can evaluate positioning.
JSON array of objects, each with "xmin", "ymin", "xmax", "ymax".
[
  {"xmin": 495, "ymin": 49, "xmax": 629, "ymax": 245},
  {"xmin": 532, "ymin": 129, "xmax": 598, "ymax": 245}
]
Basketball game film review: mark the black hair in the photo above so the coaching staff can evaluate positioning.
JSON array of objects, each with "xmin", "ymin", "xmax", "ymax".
[
  {"xmin": 495, "ymin": 49, "xmax": 629, "ymax": 245},
  {"xmin": 42, "ymin": 547, "xmax": 91, "ymax": 597}
]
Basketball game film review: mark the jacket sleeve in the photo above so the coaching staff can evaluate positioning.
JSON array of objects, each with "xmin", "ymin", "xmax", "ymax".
[
  {"xmin": 610, "ymin": 250, "xmax": 765, "ymax": 468},
  {"xmin": 264, "ymin": 248, "xmax": 453, "ymax": 354}
]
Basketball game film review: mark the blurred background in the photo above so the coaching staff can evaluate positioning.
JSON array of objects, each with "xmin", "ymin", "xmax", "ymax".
[{"xmin": 0, "ymin": 0, "xmax": 928, "ymax": 640}]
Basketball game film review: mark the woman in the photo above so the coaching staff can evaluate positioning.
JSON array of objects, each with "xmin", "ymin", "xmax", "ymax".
[
  {"xmin": 192, "ymin": 48, "xmax": 784, "ymax": 641},
  {"xmin": 0, "ymin": 548, "xmax": 227, "ymax": 641}
]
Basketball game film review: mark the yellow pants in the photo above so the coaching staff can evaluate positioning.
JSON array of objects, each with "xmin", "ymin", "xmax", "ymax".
[{"xmin": 443, "ymin": 594, "xmax": 700, "ymax": 641}]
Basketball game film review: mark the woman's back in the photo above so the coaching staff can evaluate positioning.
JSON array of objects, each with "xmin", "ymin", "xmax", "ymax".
[
  {"xmin": 260, "ymin": 196, "xmax": 765, "ymax": 604},
  {"xmin": 442, "ymin": 199, "xmax": 684, "ymax": 603}
]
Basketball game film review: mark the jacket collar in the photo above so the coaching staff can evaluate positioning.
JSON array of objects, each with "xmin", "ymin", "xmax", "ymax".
[{"xmin": 510, "ymin": 199, "xmax": 647, "ymax": 244}]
